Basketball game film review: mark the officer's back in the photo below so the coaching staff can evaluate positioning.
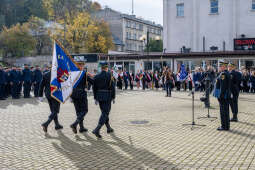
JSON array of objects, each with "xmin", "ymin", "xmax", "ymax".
[{"xmin": 93, "ymin": 70, "xmax": 115, "ymax": 102}]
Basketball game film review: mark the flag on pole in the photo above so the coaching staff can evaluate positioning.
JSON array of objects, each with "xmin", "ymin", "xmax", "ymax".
[{"xmin": 50, "ymin": 41, "xmax": 84, "ymax": 103}]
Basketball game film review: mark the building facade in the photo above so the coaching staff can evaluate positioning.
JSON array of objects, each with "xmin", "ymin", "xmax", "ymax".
[
  {"xmin": 94, "ymin": 7, "xmax": 163, "ymax": 53},
  {"xmin": 163, "ymin": 0, "xmax": 255, "ymax": 52}
]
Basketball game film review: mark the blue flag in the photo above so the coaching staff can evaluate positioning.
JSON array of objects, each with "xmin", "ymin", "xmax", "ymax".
[
  {"xmin": 50, "ymin": 41, "xmax": 84, "ymax": 103},
  {"xmin": 179, "ymin": 64, "xmax": 188, "ymax": 81}
]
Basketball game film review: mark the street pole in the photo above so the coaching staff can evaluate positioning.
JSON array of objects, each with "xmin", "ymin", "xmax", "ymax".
[{"xmin": 147, "ymin": 31, "xmax": 149, "ymax": 56}]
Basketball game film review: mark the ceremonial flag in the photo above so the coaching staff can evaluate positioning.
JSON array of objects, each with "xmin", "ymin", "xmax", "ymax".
[
  {"xmin": 179, "ymin": 64, "xmax": 188, "ymax": 81},
  {"xmin": 50, "ymin": 41, "xmax": 84, "ymax": 103}
]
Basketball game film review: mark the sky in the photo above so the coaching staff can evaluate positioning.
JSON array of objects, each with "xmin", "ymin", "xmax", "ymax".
[{"xmin": 93, "ymin": 0, "xmax": 163, "ymax": 25}]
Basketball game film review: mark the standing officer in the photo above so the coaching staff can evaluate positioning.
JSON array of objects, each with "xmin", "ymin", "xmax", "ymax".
[
  {"xmin": 39, "ymin": 65, "xmax": 63, "ymax": 133},
  {"xmin": 4, "ymin": 67, "xmax": 11, "ymax": 98},
  {"xmin": 9, "ymin": 66, "xmax": 20, "ymax": 99},
  {"xmin": 0, "ymin": 65, "xmax": 6, "ymax": 100},
  {"xmin": 92, "ymin": 62, "xmax": 116, "ymax": 138},
  {"xmin": 70, "ymin": 58, "xmax": 94, "ymax": 134},
  {"xmin": 228, "ymin": 63, "xmax": 240, "ymax": 122},
  {"xmin": 22, "ymin": 64, "xmax": 33, "ymax": 98},
  {"xmin": 33, "ymin": 65, "xmax": 43, "ymax": 97},
  {"xmin": 215, "ymin": 61, "xmax": 231, "ymax": 131}
]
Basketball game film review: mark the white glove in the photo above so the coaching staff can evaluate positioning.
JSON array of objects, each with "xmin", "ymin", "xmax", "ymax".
[
  {"xmin": 69, "ymin": 98, "xmax": 73, "ymax": 103},
  {"xmin": 113, "ymin": 100, "xmax": 115, "ymax": 104},
  {"xmin": 39, "ymin": 97, "xmax": 44, "ymax": 102},
  {"xmin": 95, "ymin": 100, "xmax": 98, "ymax": 105}
]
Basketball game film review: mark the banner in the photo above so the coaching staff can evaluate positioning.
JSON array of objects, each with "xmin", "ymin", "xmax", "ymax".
[{"xmin": 50, "ymin": 41, "xmax": 84, "ymax": 103}]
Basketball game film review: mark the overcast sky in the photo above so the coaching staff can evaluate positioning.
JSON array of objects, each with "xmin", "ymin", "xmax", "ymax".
[{"xmin": 93, "ymin": 0, "xmax": 163, "ymax": 25}]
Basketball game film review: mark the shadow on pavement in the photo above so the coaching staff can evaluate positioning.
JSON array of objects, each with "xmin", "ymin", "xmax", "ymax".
[
  {"xmin": 49, "ymin": 131, "xmax": 177, "ymax": 169},
  {"xmin": 0, "ymin": 97, "xmax": 40, "ymax": 109}
]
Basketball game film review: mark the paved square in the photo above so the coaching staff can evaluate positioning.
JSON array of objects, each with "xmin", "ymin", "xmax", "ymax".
[{"xmin": 1, "ymin": 90, "xmax": 255, "ymax": 169}]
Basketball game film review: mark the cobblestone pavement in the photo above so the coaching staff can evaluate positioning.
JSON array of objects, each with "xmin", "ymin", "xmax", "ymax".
[{"xmin": 1, "ymin": 90, "xmax": 255, "ymax": 169}]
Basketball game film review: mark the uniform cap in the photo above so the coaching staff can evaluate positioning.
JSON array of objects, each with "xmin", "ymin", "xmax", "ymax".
[
  {"xmin": 228, "ymin": 63, "xmax": 236, "ymax": 67},
  {"xmin": 100, "ymin": 61, "xmax": 108, "ymax": 69},
  {"xmin": 73, "ymin": 56, "xmax": 85, "ymax": 64},
  {"xmin": 219, "ymin": 60, "xmax": 228, "ymax": 66}
]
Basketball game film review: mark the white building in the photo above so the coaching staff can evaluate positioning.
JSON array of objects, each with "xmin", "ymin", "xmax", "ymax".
[{"xmin": 163, "ymin": 0, "xmax": 255, "ymax": 53}]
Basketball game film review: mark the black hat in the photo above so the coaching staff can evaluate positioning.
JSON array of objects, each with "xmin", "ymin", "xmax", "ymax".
[
  {"xmin": 24, "ymin": 64, "xmax": 28, "ymax": 66},
  {"xmin": 228, "ymin": 63, "xmax": 236, "ymax": 67},
  {"xmin": 100, "ymin": 61, "xmax": 108, "ymax": 69}
]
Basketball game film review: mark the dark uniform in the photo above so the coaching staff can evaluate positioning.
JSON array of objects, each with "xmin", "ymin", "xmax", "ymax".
[
  {"xmin": 4, "ymin": 68, "xmax": 11, "ymax": 98},
  {"xmin": 9, "ymin": 68, "xmax": 20, "ymax": 99},
  {"xmin": 229, "ymin": 64, "xmax": 241, "ymax": 122},
  {"xmin": 22, "ymin": 66, "xmax": 33, "ymax": 98},
  {"xmin": 215, "ymin": 62, "xmax": 231, "ymax": 131},
  {"xmin": 92, "ymin": 62, "xmax": 116, "ymax": 138},
  {"xmin": 0, "ymin": 67, "xmax": 6, "ymax": 100},
  {"xmin": 70, "ymin": 71, "xmax": 94, "ymax": 134},
  {"xmin": 33, "ymin": 67, "xmax": 43, "ymax": 97},
  {"xmin": 39, "ymin": 70, "xmax": 62, "ymax": 133}
]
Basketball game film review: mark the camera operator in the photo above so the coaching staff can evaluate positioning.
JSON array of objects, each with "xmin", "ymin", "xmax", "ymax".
[{"xmin": 200, "ymin": 66, "xmax": 216, "ymax": 108}]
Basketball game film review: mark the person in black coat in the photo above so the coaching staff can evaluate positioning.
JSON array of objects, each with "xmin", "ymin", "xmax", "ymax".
[
  {"xmin": 33, "ymin": 65, "xmax": 43, "ymax": 97},
  {"xmin": 0, "ymin": 65, "xmax": 6, "ymax": 100},
  {"xmin": 216, "ymin": 61, "xmax": 231, "ymax": 131},
  {"xmin": 39, "ymin": 68, "xmax": 63, "ymax": 133},
  {"xmin": 22, "ymin": 64, "xmax": 33, "ymax": 98},
  {"xmin": 9, "ymin": 66, "xmax": 21, "ymax": 99},
  {"xmin": 129, "ymin": 71, "xmax": 134, "ymax": 90},
  {"xmin": 92, "ymin": 62, "xmax": 116, "ymax": 138},
  {"xmin": 70, "ymin": 61, "xmax": 94, "ymax": 134},
  {"xmin": 228, "ymin": 63, "xmax": 241, "ymax": 122}
]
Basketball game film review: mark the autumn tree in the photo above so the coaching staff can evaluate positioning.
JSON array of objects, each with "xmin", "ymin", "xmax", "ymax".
[
  {"xmin": 0, "ymin": 23, "xmax": 36, "ymax": 57},
  {"xmin": 27, "ymin": 16, "xmax": 52, "ymax": 55},
  {"xmin": 55, "ymin": 12, "xmax": 113, "ymax": 54}
]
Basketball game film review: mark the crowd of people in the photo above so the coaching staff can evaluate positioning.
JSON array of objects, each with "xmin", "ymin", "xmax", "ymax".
[
  {"xmin": 1, "ymin": 63, "xmax": 255, "ymax": 100},
  {"xmin": 112, "ymin": 65, "xmax": 255, "ymax": 95},
  {"xmin": 0, "ymin": 64, "xmax": 50, "ymax": 100}
]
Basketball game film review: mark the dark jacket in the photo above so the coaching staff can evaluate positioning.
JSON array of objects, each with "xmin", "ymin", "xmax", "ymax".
[
  {"xmin": 22, "ymin": 68, "xmax": 32, "ymax": 82},
  {"xmin": 39, "ymin": 71, "xmax": 51, "ymax": 98},
  {"xmin": 93, "ymin": 71, "xmax": 115, "ymax": 102},
  {"xmin": 71, "ymin": 71, "xmax": 94, "ymax": 99},
  {"xmin": 219, "ymin": 70, "xmax": 231, "ymax": 99},
  {"xmin": 229, "ymin": 70, "xmax": 240, "ymax": 96},
  {"xmin": 9, "ymin": 70, "xmax": 20, "ymax": 84},
  {"xmin": 0, "ymin": 69, "xmax": 6, "ymax": 84},
  {"xmin": 33, "ymin": 69, "xmax": 43, "ymax": 83}
]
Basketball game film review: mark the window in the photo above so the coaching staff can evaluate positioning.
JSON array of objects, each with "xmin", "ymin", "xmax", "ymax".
[
  {"xmin": 253, "ymin": 0, "xmax": 255, "ymax": 10},
  {"xmin": 134, "ymin": 33, "xmax": 137, "ymax": 40},
  {"xmin": 176, "ymin": 3, "xmax": 184, "ymax": 17},
  {"xmin": 139, "ymin": 24, "xmax": 143, "ymax": 31},
  {"xmin": 126, "ymin": 32, "xmax": 129, "ymax": 39},
  {"xmin": 210, "ymin": 0, "xmax": 218, "ymax": 14}
]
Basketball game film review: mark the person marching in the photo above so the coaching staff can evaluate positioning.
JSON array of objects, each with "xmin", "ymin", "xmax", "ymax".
[
  {"xmin": 214, "ymin": 61, "xmax": 231, "ymax": 131},
  {"xmin": 39, "ymin": 65, "xmax": 63, "ymax": 133},
  {"xmin": 228, "ymin": 63, "xmax": 241, "ymax": 122},
  {"xmin": 92, "ymin": 62, "xmax": 116, "ymax": 138},
  {"xmin": 70, "ymin": 59, "xmax": 94, "ymax": 134},
  {"xmin": 123, "ymin": 69, "xmax": 129, "ymax": 90}
]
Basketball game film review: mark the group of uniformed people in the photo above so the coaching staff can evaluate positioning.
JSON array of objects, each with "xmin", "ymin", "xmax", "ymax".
[
  {"xmin": 214, "ymin": 60, "xmax": 241, "ymax": 131},
  {"xmin": 0, "ymin": 64, "xmax": 45, "ymax": 100},
  {"xmin": 39, "ymin": 60, "xmax": 115, "ymax": 139}
]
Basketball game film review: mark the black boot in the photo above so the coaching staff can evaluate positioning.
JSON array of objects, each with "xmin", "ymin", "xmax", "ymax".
[
  {"xmin": 106, "ymin": 123, "xmax": 114, "ymax": 134},
  {"xmin": 54, "ymin": 115, "xmax": 63, "ymax": 130},
  {"xmin": 70, "ymin": 122, "xmax": 78, "ymax": 134},
  {"xmin": 92, "ymin": 124, "xmax": 102, "ymax": 138},
  {"xmin": 79, "ymin": 120, "xmax": 88, "ymax": 133},
  {"xmin": 41, "ymin": 122, "xmax": 49, "ymax": 133}
]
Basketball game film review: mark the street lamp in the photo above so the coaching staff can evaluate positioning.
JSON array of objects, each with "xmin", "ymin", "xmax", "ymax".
[{"xmin": 139, "ymin": 35, "xmax": 146, "ymax": 54}]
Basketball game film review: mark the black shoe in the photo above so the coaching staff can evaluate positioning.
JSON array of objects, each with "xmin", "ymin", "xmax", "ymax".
[
  {"xmin": 92, "ymin": 130, "xmax": 102, "ymax": 138},
  {"xmin": 230, "ymin": 118, "xmax": 238, "ymax": 122},
  {"xmin": 55, "ymin": 125, "xmax": 63, "ymax": 130},
  {"xmin": 70, "ymin": 124, "xmax": 77, "ymax": 134},
  {"xmin": 217, "ymin": 127, "xmax": 225, "ymax": 131},
  {"xmin": 107, "ymin": 128, "xmax": 114, "ymax": 134},
  {"xmin": 41, "ymin": 123, "xmax": 48, "ymax": 133},
  {"xmin": 0, "ymin": 98, "xmax": 6, "ymax": 100},
  {"xmin": 79, "ymin": 128, "xmax": 88, "ymax": 133}
]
